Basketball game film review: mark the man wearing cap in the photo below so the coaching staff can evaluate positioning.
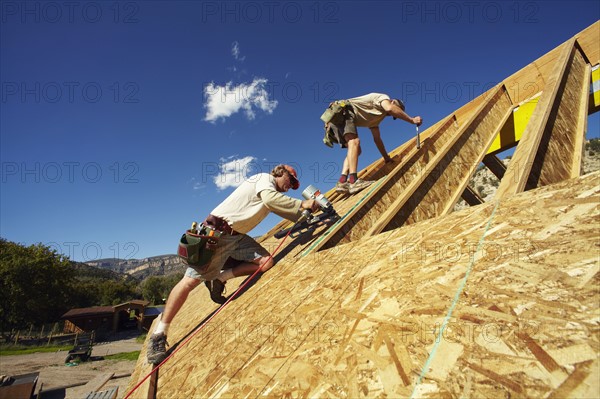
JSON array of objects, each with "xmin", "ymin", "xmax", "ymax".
[
  {"xmin": 147, "ymin": 164, "xmax": 317, "ymax": 364},
  {"xmin": 323, "ymin": 93, "xmax": 423, "ymax": 194}
]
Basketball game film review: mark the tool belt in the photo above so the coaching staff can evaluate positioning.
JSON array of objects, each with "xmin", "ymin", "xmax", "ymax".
[
  {"xmin": 320, "ymin": 100, "xmax": 351, "ymax": 125},
  {"xmin": 204, "ymin": 214, "xmax": 239, "ymax": 235},
  {"xmin": 177, "ymin": 221, "xmax": 223, "ymax": 269},
  {"xmin": 321, "ymin": 100, "xmax": 354, "ymax": 148}
]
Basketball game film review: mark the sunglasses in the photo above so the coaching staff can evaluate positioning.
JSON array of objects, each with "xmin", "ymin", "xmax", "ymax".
[{"xmin": 287, "ymin": 171, "xmax": 298, "ymax": 185}]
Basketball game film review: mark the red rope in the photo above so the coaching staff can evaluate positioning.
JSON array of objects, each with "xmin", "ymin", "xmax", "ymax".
[{"xmin": 123, "ymin": 227, "xmax": 295, "ymax": 399}]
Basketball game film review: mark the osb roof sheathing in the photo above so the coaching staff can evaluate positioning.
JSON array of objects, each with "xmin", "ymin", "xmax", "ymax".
[{"xmin": 126, "ymin": 171, "xmax": 599, "ymax": 398}]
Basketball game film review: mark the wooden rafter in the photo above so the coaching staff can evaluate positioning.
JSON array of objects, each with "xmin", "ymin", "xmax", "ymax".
[
  {"xmin": 461, "ymin": 185, "xmax": 484, "ymax": 206},
  {"xmin": 365, "ymin": 84, "xmax": 513, "ymax": 237},
  {"xmin": 482, "ymin": 153, "xmax": 507, "ymax": 180},
  {"xmin": 496, "ymin": 39, "xmax": 592, "ymax": 199}
]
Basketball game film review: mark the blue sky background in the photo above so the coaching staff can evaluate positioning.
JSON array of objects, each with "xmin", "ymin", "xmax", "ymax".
[{"xmin": 1, "ymin": 1, "xmax": 599, "ymax": 262}]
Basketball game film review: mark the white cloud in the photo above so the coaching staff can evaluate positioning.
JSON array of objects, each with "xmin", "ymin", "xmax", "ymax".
[
  {"xmin": 214, "ymin": 156, "xmax": 258, "ymax": 190},
  {"xmin": 188, "ymin": 177, "xmax": 206, "ymax": 191},
  {"xmin": 231, "ymin": 41, "xmax": 245, "ymax": 61},
  {"xmin": 204, "ymin": 78, "xmax": 278, "ymax": 123}
]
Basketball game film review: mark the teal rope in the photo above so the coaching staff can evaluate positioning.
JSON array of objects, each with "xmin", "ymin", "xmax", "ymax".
[{"xmin": 409, "ymin": 200, "xmax": 501, "ymax": 399}]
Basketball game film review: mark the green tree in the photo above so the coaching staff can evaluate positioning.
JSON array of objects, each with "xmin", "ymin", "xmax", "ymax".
[
  {"xmin": 141, "ymin": 276, "xmax": 164, "ymax": 305},
  {"xmin": 0, "ymin": 238, "xmax": 76, "ymax": 337},
  {"xmin": 96, "ymin": 280, "xmax": 138, "ymax": 305},
  {"xmin": 140, "ymin": 274, "xmax": 182, "ymax": 305},
  {"xmin": 587, "ymin": 138, "xmax": 600, "ymax": 152},
  {"xmin": 69, "ymin": 263, "xmax": 138, "ymax": 306}
]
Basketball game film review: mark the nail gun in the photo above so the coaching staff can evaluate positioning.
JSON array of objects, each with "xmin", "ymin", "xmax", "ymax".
[{"xmin": 274, "ymin": 185, "xmax": 340, "ymax": 239}]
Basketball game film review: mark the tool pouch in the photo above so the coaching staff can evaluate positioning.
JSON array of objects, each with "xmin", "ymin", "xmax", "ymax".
[
  {"xmin": 177, "ymin": 225, "xmax": 222, "ymax": 270},
  {"xmin": 320, "ymin": 102, "xmax": 345, "ymax": 125}
]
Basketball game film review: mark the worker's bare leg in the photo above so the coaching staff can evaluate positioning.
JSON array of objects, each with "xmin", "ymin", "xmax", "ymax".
[
  {"xmin": 147, "ymin": 276, "xmax": 201, "ymax": 363},
  {"xmin": 161, "ymin": 276, "xmax": 201, "ymax": 324},
  {"xmin": 344, "ymin": 133, "xmax": 361, "ymax": 175},
  {"xmin": 220, "ymin": 255, "xmax": 274, "ymax": 280},
  {"xmin": 206, "ymin": 256, "xmax": 272, "ymax": 304},
  {"xmin": 344, "ymin": 133, "xmax": 372, "ymax": 194},
  {"xmin": 341, "ymin": 156, "xmax": 350, "ymax": 176}
]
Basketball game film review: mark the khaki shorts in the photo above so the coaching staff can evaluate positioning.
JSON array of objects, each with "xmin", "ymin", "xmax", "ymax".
[
  {"xmin": 184, "ymin": 233, "xmax": 269, "ymax": 281},
  {"xmin": 328, "ymin": 106, "xmax": 357, "ymax": 148}
]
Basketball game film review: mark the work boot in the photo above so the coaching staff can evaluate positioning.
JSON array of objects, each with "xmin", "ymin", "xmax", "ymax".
[
  {"xmin": 206, "ymin": 279, "xmax": 227, "ymax": 304},
  {"xmin": 348, "ymin": 179, "xmax": 374, "ymax": 194},
  {"xmin": 335, "ymin": 182, "xmax": 350, "ymax": 193},
  {"xmin": 147, "ymin": 332, "xmax": 168, "ymax": 364}
]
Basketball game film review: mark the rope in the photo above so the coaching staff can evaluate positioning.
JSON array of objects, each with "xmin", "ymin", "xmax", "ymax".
[
  {"xmin": 123, "ymin": 224, "xmax": 297, "ymax": 399},
  {"xmin": 409, "ymin": 200, "xmax": 501, "ymax": 399}
]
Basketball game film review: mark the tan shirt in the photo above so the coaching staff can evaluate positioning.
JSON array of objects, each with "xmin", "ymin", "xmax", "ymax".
[
  {"xmin": 211, "ymin": 173, "xmax": 302, "ymax": 234},
  {"xmin": 347, "ymin": 93, "xmax": 391, "ymax": 128}
]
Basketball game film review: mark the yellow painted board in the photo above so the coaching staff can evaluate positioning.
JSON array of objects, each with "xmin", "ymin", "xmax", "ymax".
[
  {"xmin": 592, "ymin": 64, "xmax": 599, "ymax": 107},
  {"xmin": 487, "ymin": 96, "xmax": 540, "ymax": 154},
  {"xmin": 514, "ymin": 97, "xmax": 540, "ymax": 140}
]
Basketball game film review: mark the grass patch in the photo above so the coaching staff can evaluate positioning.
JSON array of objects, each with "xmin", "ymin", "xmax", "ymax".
[
  {"xmin": 104, "ymin": 351, "xmax": 140, "ymax": 361},
  {"xmin": 136, "ymin": 334, "xmax": 147, "ymax": 343},
  {"xmin": 0, "ymin": 345, "xmax": 72, "ymax": 356}
]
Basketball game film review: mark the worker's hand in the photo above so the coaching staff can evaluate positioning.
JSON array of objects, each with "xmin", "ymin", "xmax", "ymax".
[
  {"xmin": 301, "ymin": 199, "xmax": 319, "ymax": 213},
  {"xmin": 413, "ymin": 116, "xmax": 423, "ymax": 126}
]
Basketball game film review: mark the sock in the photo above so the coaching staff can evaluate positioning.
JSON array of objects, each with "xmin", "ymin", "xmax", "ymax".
[
  {"xmin": 154, "ymin": 320, "xmax": 169, "ymax": 336},
  {"xmin": 218, "ymin": 268, "xmax": 235, "ymax": 282},
  {"xmin": 348, "ymin": 173, "xmax": 358, "ymax": 184},
  {"xmin": 338, "ymin": 174, "xmax": 348, "ymax": 183}
]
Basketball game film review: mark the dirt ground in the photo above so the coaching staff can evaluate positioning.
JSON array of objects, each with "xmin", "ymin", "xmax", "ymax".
[{"xmin": 0, "ymin": 335, "xmax": 142, "ymax": 399}]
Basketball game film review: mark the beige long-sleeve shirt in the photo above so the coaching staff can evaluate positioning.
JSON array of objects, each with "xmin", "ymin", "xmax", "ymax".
[{"xmin": 211, "ymin": 173, "xmax": 302, "ymax": 234}]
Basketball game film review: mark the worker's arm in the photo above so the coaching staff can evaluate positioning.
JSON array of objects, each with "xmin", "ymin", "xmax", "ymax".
[
  {"xmin": 370, "ymin": 126, "xmax": 393, "ymax": 163},
  {"xmin": 258, "ymin": 190, "xmax": 317, "ymax": 221},
  {"xmin": 381, "ymin": 99, "xmax": 422, "ymax": 126}
]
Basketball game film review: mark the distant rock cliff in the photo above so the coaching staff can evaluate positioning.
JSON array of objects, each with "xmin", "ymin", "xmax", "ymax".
[{"xmin": 86, "ymin": 254, "xmax": 185, "ymax": 280}]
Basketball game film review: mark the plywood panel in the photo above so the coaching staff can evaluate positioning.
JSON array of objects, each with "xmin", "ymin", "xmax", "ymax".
[{"xmin": 126, "ymin": 172, "xmax": 600, "ymax": 399}]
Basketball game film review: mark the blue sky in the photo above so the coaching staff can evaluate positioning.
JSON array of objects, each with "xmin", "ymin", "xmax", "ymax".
[{"xmin": 1, "ymin": 1, "xmax": 599, "ymax": 262}]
